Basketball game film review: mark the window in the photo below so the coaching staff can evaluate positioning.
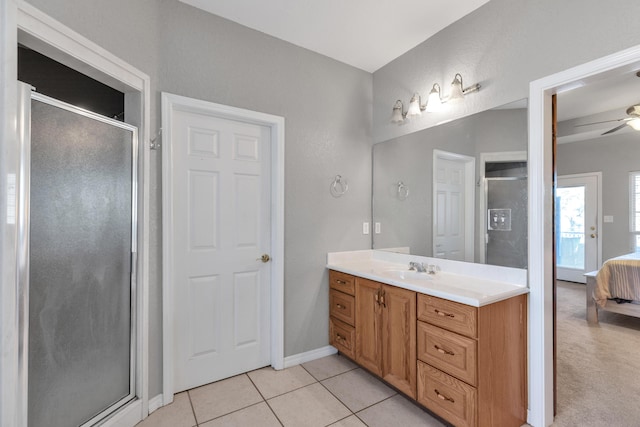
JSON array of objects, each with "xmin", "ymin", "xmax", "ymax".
[{"xmin": 630, "ymin": 172, "xmax": 640, "ymax": 251}]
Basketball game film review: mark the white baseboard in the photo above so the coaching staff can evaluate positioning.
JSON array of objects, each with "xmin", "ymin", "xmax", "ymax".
[
  {"xmin": 283, "ymin": 345, "xmax": 338, "ymax": 368},
  {"xmin": 148, "ymin": 394, "xmax": 164, "ymax": 414}
]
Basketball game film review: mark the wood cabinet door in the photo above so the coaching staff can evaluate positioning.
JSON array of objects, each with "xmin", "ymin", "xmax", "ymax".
[
  {"xmin": 355, "ymin": 279, "xmax": 383, "ymax": 376},
  {"xmin": 382, "ymin": 284, "xmax": 417, "ymax": 398}
]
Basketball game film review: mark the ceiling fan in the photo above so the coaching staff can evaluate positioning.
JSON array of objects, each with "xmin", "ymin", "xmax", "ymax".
[{"xmin": 576, "ymin": 105, "xmax": 640, "ymax": 135}]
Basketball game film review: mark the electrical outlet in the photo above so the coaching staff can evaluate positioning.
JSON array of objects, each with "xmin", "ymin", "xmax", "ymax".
[{"xmin": 604, "ymin": 215, "xmax": 614, "ymax": 223}]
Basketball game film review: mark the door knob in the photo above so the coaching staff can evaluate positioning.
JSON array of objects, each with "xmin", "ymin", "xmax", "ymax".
[
  {"xmin": 258, "ymin": 254, "xmax": 271, "ymax": 263},
  {"xmin": 590, "ymin": 233, "xmax": 597, "ymax": 238}
]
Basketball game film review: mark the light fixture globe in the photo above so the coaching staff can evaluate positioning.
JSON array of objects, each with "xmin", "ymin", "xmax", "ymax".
[
  {"xmin": 425, "ymin": 84, "xmax": 442, "ymax": 112},
  {"xmin": 391, "ymin": 100, "xmax": 405, "ymax": 123},
  {"xmin": 449, "ymin": 73, "xmax": 465, "ymax": 103},
  {"xmin": 628, "ymin": 118, "xmax": 640, "ymax": 131},
  {"xmin": 406, "ymin": 93, "xmax": 423, "ymax": 117}
]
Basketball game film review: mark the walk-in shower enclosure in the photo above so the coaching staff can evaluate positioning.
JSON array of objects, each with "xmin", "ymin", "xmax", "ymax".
[{"xmin": 17, "ymin": 83, "xmax": 138, "ymax": 427}]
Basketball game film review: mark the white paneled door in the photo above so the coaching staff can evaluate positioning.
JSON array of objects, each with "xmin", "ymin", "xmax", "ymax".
[
  {"xmin": 433, "ymin": 151, "xmax": 475, "ymax": 262},
  {"xmin": 170, "ymin": 107, "xmax": 272, "ymax": 392}
]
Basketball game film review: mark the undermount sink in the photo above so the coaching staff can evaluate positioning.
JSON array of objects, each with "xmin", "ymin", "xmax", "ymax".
[{"xmin": 378, "ymin": 269, "xmax": 433, "ymax": 281}]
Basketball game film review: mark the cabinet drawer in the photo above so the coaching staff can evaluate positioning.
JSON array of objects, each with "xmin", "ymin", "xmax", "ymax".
[
  {"xmin": 417, "ymin": 361, "xmax": 477, "ymax": 427},
  {"xmin": 417, "ymin": 321, "xmax": 477, "ymax": 386},
  {"xmin": 330, "ymin": 289, "xmax": 355, "ymax": 326},
  {"xmin": 329, "ymin": 270, "xmax": 355, "ymax": 296},
  {"xmin": 418, "ymin": 294, "xmax": 477, "ymax": 338},
  {"xmin": 329, "ymin": 317, "xmax": 355, "ymax": 360}
]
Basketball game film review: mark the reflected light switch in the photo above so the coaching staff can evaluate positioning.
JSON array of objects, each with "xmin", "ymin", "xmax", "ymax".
[{"xmin": 604, "ymin": 215, "xmax": 614, "ymax": 223}]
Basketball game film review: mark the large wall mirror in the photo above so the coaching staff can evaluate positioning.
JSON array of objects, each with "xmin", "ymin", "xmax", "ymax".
[{"xmin": 372, "ymin": 100, "xmax": 528, "ymax": 269}]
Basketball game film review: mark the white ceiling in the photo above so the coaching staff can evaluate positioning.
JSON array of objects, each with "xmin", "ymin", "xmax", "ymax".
[
  {"xmin": 557, "ymin": 68, "xmax": 640, "ymax": 142},
  {"xmin": 179, "ymin": 0, "xmax": 490, "ymax": 72}
]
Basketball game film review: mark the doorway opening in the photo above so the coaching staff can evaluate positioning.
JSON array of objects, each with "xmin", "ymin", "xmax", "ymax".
[{"xmin": 529, "ymin": 44, "xmax": 640, "ymax": 426}]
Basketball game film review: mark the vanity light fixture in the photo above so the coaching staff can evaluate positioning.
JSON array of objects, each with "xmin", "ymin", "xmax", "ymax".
[
  {"xmin": 425, "ymin": 83, "xmax": 443, "ymax": 112},
  {"xmin": 406, "ymin": 93, "xmax": 426, "ymax": 118},
  {"xmin": 391, "ymin": 100, "xmax": 406, "ymax": 123},
  {"xmin": 448, "ymin": 73, "xmax": 481, "ymax": 103},
  {"xmin": 390, "ymin": 73, "xmax": 481, "ymax": 124}
]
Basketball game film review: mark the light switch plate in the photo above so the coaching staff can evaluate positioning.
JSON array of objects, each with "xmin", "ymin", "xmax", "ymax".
[
  {"xmin": 375, "ymin": 222, "xmax": 381, "ymax": 234},
  {"xmin": 604, "ymin": 215, "xmax": 614, "ymax": 223},
  {"xmin": 363, "ymin": 222, "xmax": 370, "ymax": 234}
]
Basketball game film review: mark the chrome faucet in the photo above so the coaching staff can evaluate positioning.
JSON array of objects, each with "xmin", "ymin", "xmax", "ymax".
[{"xmin": 408, "ymin": 261, "xmax": 427, "ymax": 273}]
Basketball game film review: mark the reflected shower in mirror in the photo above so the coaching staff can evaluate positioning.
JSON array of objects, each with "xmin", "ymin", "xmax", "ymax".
[{"xmin": 372, "ymin": 100, "xmax": 528, "ymax": 268}]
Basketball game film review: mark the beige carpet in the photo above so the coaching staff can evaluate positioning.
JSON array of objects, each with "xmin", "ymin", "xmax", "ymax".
[{"xmin": 554, "ymin": 281, "xmax": 640, "ymax": 426}]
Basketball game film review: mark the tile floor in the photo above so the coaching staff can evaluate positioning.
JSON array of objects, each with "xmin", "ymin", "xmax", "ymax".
[{"xmin": 136, "ymin": 354, "xmax": 446, "ymax": 427}]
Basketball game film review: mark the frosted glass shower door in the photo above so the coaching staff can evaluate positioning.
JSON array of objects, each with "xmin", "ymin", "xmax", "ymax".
[{"xmin": 26, "ymin": 92, "xmax": 137, "ymax": 427}]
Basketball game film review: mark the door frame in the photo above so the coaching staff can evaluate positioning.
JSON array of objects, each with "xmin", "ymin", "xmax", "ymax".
[
  {"xmin": 478, "ymin": 151, "xmax": 527, "ymax": 263},
  {"xmin": 556, "ymin": 172, "xmax": 602, "ymax": 282},
  {"xmin": 2, "ymin": 2, "xmax": 151, "ymax": 427},
  {"xmin": 161, "ymin": 92, "xmax": 285, "ymax": 405},
  {"xmin": 432, "ymin": 149, "xmax": 475, "ymax": 261},
  {"xmin": 529, "ymin": 44, "xmax": 640, "ymax": 427}
]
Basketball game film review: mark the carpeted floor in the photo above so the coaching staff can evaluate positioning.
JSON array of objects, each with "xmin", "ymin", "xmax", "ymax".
[{"xmin": 554, "ymin": 281, "xmax": 640, "ymax": 426}]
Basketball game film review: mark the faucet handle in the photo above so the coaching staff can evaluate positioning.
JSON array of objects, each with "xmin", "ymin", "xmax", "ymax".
[{"xmin": 427, "ymin": 264, "xmax": 440, "ymax": 274}]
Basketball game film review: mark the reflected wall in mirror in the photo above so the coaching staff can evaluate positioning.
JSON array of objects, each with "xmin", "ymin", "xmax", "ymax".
[{"xmin": 372, "ymin": 100, "xmax": 528, "ymax": 268}]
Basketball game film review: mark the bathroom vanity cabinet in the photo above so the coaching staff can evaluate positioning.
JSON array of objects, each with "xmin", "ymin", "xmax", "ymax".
[
  {"xmin": 355, "ymin": 277, "xmax": 416, "ymax": 398},
  {"xmin": 328, "ymin": 269, "xmax": 527, "ymax": 427}
]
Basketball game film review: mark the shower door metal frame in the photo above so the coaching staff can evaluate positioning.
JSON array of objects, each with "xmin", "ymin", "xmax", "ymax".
[{"xmin": 17, "ymin": 84, "xmax": 139, "ymax": 427}]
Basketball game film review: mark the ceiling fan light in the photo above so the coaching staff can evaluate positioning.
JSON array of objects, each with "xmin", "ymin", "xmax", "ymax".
[{"xmin": 627, "ymin": 118, "xmax": 640, "ymax": 131}]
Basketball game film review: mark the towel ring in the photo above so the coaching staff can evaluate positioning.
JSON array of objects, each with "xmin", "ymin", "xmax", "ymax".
[
  {"xmin": 330, "ymin": 175, "xmax": 348, "ymax": 198},
  {"xmin": 397, "ymin": 181, "xmax": 409, "ymax": 200}
]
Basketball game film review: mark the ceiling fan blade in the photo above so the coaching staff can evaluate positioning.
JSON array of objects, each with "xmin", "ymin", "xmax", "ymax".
[
  {"xmin": 602, "ymin": 123, "xmax": 629, "ymax": 135},
  {"xmin": 575, "ymin": 118, "xmax": 630, "ymax": 127}
]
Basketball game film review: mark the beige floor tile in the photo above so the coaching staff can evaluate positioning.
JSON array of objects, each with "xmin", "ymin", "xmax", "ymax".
[
  {"xmin": 322, "ymin": 368, "xmax": 396, "ymax": 412},
  {"xmin": 268, "ymin": 382, "xmax": 351, "ymax": 427},
  {"xmin": 302, "ymin": 354, "xmax": 358, "ymax": 381},
  {"xmin": 189, "ymin": 374, "xmax": 263, "ymax": 424},
  {"xmin": 357, "ymin": 394, "xmax": 445, "ymax": 427},
  {"xmin": 328, "ymin": 415, "xmax": 368, "ymax": 427},
  {"xmin": 248, "ymin": 365, "xmax": 316, "ymax": 399},
  {"xmin": 200, "ymin": 402, "xmax": 281, "ymax": 427},
  {"xmin": 135, "ymin": 392, "xmax": 196, "ymax": 427}
]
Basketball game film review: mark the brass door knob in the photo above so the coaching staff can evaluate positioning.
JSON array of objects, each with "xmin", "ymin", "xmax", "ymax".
[
  {"xmin": 590, "ymin": 234, "xmax": 597, "ymax": 238},
  {"xmin": 258, "ymin": 254, "xmax": 271, "ymax": 263}
]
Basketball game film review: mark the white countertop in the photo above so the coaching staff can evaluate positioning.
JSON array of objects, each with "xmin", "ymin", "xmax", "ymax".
[{"xmin": 327, "ymin": 250, "xmax": 528, "ymax": 307}]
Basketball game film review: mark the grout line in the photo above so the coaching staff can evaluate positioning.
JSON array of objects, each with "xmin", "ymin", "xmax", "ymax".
[
  {"xmin": 197, "ymin": 401, "xmax": 272, "ymax": 426},
  {"xmin": 185, "ymin": 390, "xmax": 199, "ymax": 427},
  {"xmin": 246, "ymin": 372, "xmax": 285, "ymax": 426},
  {"xmin": 298, "ymin": 358, "xmax": 359, "ymax": 382},
  {"xmin": 263, "ymin": 399, "xmax": 286, "ymax": 426},
  {"xmin": 353, "ymin": 394, "xmax": 397, "ymax": 414}
]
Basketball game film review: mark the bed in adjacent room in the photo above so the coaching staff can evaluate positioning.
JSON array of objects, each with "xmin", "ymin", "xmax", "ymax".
[{"xmin": 586, "ymin": 252, "xmax": 640, "ymax": 323}]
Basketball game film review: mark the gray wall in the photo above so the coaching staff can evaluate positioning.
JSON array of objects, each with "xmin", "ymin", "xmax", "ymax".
[
  {"xmin": 373, "ymin": 0, "xmax": 640, "ymax": 143},
  {"xmin": 373, "ymin": 108, "xmax": 527, "ymax": 259},
  {"xmin": 557, "ymin": 132, "xmax": 640, "ymax": 261},
  {"xmin": 24, "ymin": 0, "xmax": 373, "ymax": 397},
  {"xmin": 22, "ymin": 0, "xmax": 640, "ymax": 404}
]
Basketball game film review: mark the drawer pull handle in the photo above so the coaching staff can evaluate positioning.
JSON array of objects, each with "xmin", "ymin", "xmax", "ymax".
[
  {"xmin": 434, "ymin": 309, "xmax": 455, "ymax": 318},
  {"xmin": 335, "ymin": 333, "xmax": 345, "ymax": 342},
  {"xmin": 336, "ymin": 303, "xmax": 345, "ymax": 310},
  {"xmin": 434, "ymin": 345, "xmax": 455, "ymax": 356},
  {"xmin": 336, "ymin": 279, "xmax": 347, "ymax": 285},
  {"xmin": 380, "ymin": 290, "xmax": 386, "ymax": 308},
  {"xmin": 375, "ymin": 293, "xmax": 380, "ymax": 306},
  {"xmin": 434, "ymin": 389, "xmax": 455, "ymax": 403}
]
